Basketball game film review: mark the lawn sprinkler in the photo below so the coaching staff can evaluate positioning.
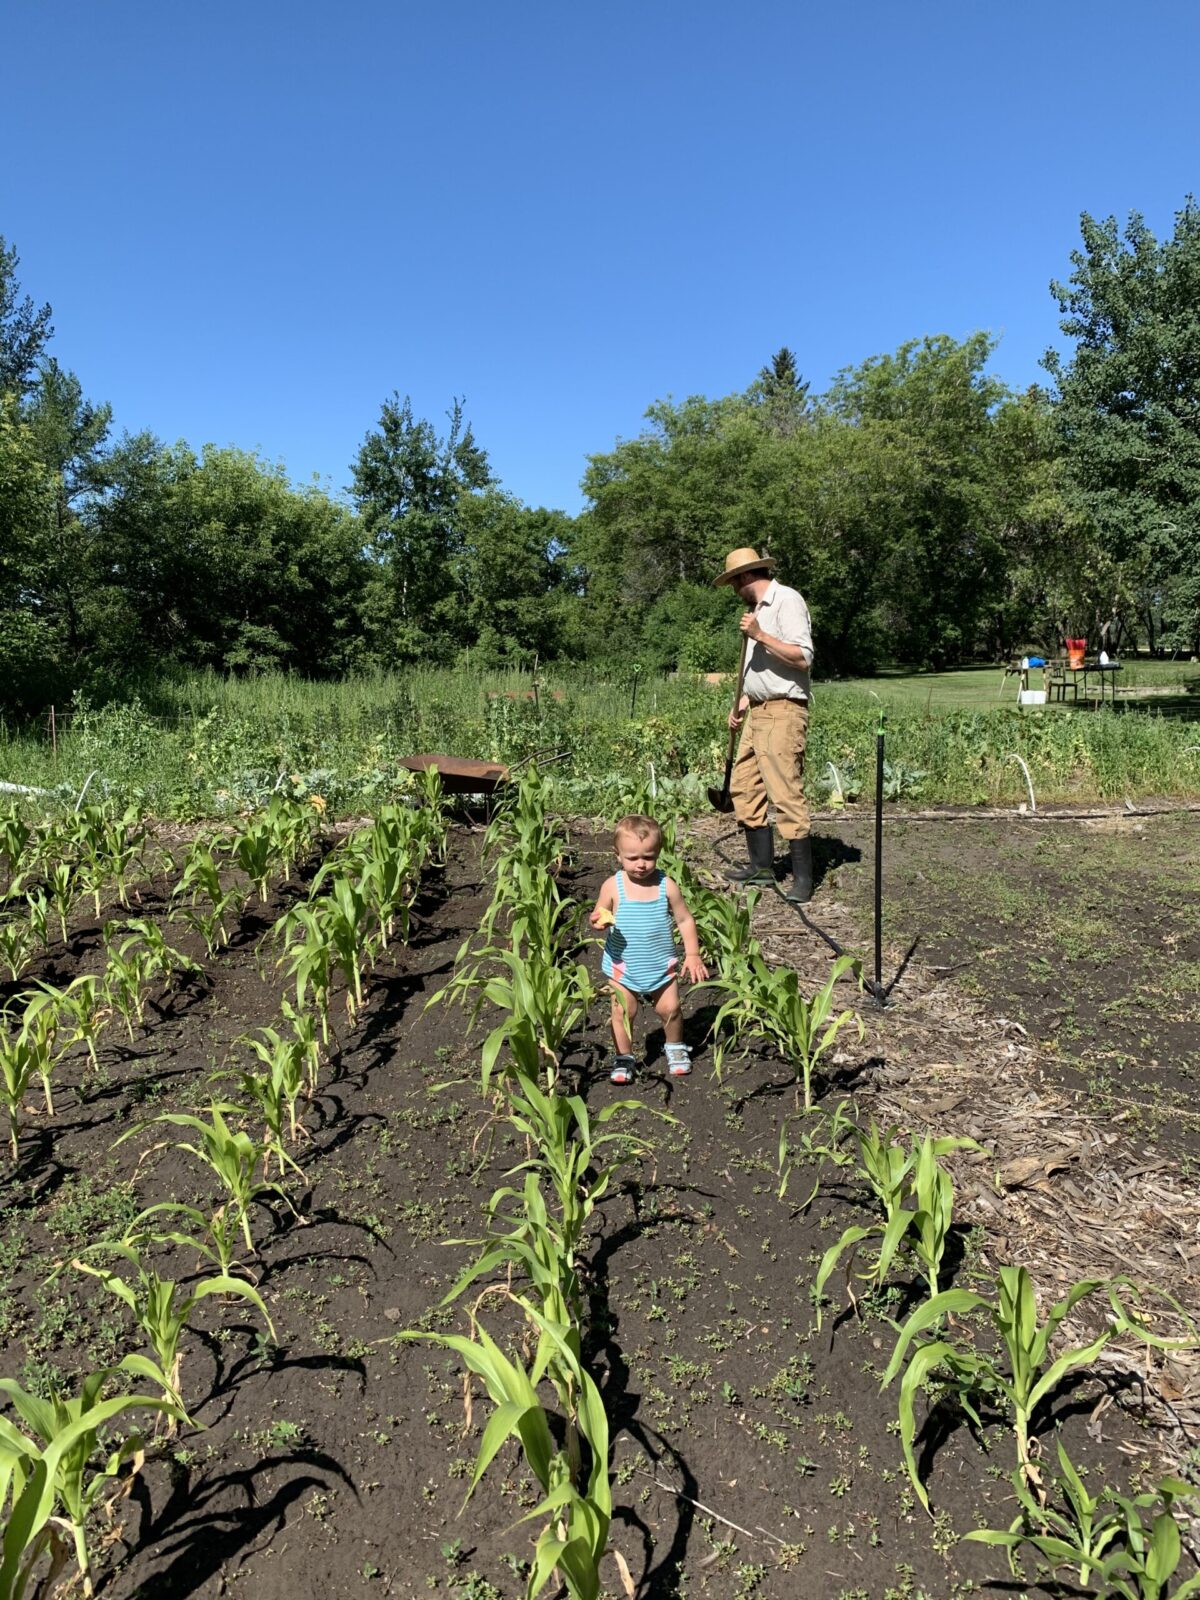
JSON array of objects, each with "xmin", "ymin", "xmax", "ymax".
[{"xmin": 707, "ymin": 633, "xmax": 750, "ymax": 813}]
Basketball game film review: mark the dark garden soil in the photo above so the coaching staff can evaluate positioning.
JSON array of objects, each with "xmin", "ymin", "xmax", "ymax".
[{"xmin": 1, "ymin": 819, "xmax": 1198, "ymax": 1600}]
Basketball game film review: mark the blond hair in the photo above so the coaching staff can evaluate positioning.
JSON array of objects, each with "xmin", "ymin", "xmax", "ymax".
[{"xmin": 613, "ymin": 813, "xmax": 663, "ymax": 854}]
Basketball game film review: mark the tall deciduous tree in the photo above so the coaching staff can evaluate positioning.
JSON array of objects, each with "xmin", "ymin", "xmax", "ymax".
[
  {"xmin": 351, "ymin": 395, "xmax": 492, "ymax": 660},
  {"xmin": 1044, "ymin": 199, "xmax": 1200, "ymax": 652}
]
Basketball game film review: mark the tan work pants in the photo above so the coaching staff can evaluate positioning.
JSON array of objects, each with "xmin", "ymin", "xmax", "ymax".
[{"xmin": 729, "ymin": 698, "xmax": 810, "ymax": 841}]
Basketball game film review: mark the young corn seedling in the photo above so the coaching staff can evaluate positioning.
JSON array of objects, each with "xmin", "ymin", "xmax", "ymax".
[
  {"xmin": 171, "ymin": 841, "xmax": 248, "ymax": 954},
  {"xmin": 0, "ymin": 1357, "xmax": 183, "ymax": 1599},
  {"xmin": 71, "ymin": 1240, "xmax": 275, "ymax": 1422},
  {"xmin": 706, "ymin": 952, "xmax": 863, "ymax": 1109},
  {"xmin": 102, "ymin": 919, "xmax": 201, "ymax": 1038},
  {"xmin": 71, "ymin": 802, "xmax": 150, "ymax": 915},
  {"xmin": 813, "ymin": 1125, "xmax": 983, "ymax": 1326},
  {"xmin": 0, "ymin": 1024, "xmax": 46, "ymax": 1161},
  {"xmin": 238, "ymin": 1024, "xmax": 309, "ymax": 1145},
  {"xmin": 964, "ymin": 1438, "xmax": 1200, "ymax": 1596},
  {"xmin": 29, "ymin": 975, "xmax": 111, "ymax": 1076},
  {"xmin": 0, "ymin": 914, "xmax": 39, "ymax": 984},
  {"xmin": 7, "ymin": 990, "xmax": 65, "ymax": 1117},
  {"xmin": 0, "ymin": 804, "xmax": 36, "ymax": 881},
  {"xmin": 317, "ymin": 874, "xmax": 378, "ymax": 1024},
  {"xmin": 882, "ymin": 1265, "xmax": 1198, "ymax": 1511},
  {"xmin": 45, "ymin": 861, "xmax": 80, "ymax": 944},
  {"xmin": 401, "ymin": 1307, "xmax": 612, "ymax": 1600},
  {"xmin": 126, "ymin": 1200, "xmax": 254, "ymax": 1283},
  {"xmin": 274, "ymin": 903, "xmax": 334, "ymax": 1043},
  {"xmin": 117, "ymin": 1105, "xmax": 291, "ymax": 1255}
]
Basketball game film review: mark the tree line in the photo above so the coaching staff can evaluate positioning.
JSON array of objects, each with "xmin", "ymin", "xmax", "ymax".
[{"xmin": 2, "ymin": 198, "xmax": 1198, "ymax": 714}]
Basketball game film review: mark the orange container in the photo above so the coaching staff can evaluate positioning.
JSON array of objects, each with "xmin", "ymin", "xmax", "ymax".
[{"xmin": 1066, "ymin": 637, "xmax": 1086, "ymax": 669}]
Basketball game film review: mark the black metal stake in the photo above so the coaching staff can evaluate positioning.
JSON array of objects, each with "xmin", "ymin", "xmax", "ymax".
[
  {"xmin": 874, "ymin": 713, "xmax": 884, "ymax": 1003},
  {"xmin": 629, "ymin": 668, "xmax": 641, "ymax": 718}
]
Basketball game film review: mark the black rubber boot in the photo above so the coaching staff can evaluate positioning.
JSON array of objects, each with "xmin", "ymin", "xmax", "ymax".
[
  {"xmin": 724, "ymin": 826, "xmax": 775, "ymax": 885},
  {"xmin": 784, "ymin": 835, "xmax": 813, "ymax": 905}
]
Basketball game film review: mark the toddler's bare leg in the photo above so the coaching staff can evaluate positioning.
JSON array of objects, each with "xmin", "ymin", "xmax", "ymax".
[
  {"xmin": 610, "ymin": 983, "xmax": 638, "ymax": 1055},
  {"xmin": 653, "ymin": 981, "xmax": 683, "ymax": 1044}
]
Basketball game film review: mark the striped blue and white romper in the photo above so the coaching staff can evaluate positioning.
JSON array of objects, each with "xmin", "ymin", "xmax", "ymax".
[{"xmin": 602, "ymin": 870, "xmax": 678, "ymax": 996}]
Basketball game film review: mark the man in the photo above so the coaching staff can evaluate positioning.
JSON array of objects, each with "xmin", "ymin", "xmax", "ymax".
[{"xmin": 714, "ymin": 546, "xmax": 814, "ymax": 904}]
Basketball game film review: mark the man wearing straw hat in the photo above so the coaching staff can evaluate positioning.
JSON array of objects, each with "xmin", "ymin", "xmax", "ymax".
[{"xmin": 714, "ymin": 546, "xmax": 815, "ymax": 904}]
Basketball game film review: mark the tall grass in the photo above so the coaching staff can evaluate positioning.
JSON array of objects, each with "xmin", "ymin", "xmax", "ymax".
[{"xmin": 0, "ymin": 667, "xmax": 1197, "ymax": 817}]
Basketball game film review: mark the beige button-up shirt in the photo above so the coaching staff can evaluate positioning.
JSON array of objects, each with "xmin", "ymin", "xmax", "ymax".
[{"xmin": 742, "ymin": 579, "xmax": 814, "ymax": 704}]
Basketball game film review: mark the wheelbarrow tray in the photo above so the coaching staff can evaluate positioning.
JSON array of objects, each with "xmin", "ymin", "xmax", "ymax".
[{"xmin": 398, "ymin": 753, "xmax": 510, "ymax": 795}]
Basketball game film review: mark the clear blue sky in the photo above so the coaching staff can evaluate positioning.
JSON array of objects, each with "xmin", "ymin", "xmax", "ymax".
[{"xmin": 4, "ymin": 0, "xmax": 1198, "ymax": 514}]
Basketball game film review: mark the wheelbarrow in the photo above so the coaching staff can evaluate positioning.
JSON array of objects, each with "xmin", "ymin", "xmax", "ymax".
[{"xmin": 397, "ymin": 749, "xmax": 569, "ymax": 797}]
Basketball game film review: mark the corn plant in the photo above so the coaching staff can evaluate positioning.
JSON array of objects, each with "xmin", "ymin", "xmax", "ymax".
[
  {"xmin": 402, "ymin": 1306, "xmax": 611, "ymax": 1600},
  {"xmin": 71, "ymin": 1240, "xmax": 275, "ymax": 1420},
  {"xmin": 279, "ymin": 998, "xmax": 321, "ymax": 1095},
  {"xmin": 25, "ymin": 976, "xmax": 110, "ymax": 1075},
  {"xmin": 435, "ymin": 946, "xmax": 598, "ymax": 1092},
  {"xmin": 275, "ymin": 904, "xmax": 334, "ymax": 1043},
  {"xmin": 170, "ymin": 841, "xmax": 248, "ymax": 954},
  {"xmin": 0, "ymin": 916, "xmax": 38, "ymax": 984},
  {"xmin": 704, "ymin": 952, "xmax": 863, "ymax": 1109},
  {"xmin": 882, "ymin": 1265, "xmax": 1197, "ymax": 1511},
  {"xmin": 44, "ymin": 862, "xmax": 80, "ymax": 944},
  {"xmin": 125, "ymin": 1200, "xmax": 252, "ymax": 1283},
  {"xmin": 964, "ymin": 1439, "xmax": 1200, "ymax": 1596},
  {"xmin": 69, "ymin": 802, "xmax": 149, "ymax": 915},
  {"xmin": 812, "ymin": 1125, "xmax": 984, "ymax": 1325},
  {"xmin": 0, "ymin": 1027, "xmax": 44, "ymax": 1162},
  {"xmin": 225, "ymin": 796, "xmax": 319, "ymax": 900},
  {"xmin": 102, "ymin": 918, "xmax": 201, "ymax": 1038},
  {"xmin": 315, "ymin": 875, "xmax": 377, "ymax": 1023},
  {"xmin": 0, "ymin": 1357, "xmax": 182, "ymax": 1599},
  {"xmin": 5, "ymin": 991, "xmax": 64, "ymax": 1117},
  {"xmin": 21, "ymin": 889, "xmax": 50, "ymax": 951},
  {"xmin": 0, "ymin": 805, "xmax": 36, "ymax": 882},
  {"xmin": 224, "ymin": 1031, "xmax": 309, "ymax": 1176},
  {"xmin": 117, "ymin": 1105, "xmax": 290, "ymax": 1254}
]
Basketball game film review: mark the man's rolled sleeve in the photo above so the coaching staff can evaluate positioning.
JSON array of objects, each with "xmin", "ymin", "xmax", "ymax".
[{"xmin": 775, "ymin": 588, "xmax": 815, "ymax": 668}]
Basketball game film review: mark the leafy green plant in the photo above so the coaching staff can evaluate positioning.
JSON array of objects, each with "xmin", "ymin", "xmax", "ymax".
[
  {"xmin": 101, "ymin": 918, "xmax": 201, "ymax": 1038},
  {"xmin": 170, "ymin": 840, "xmax": 248, "ymax": 955},
  {"xmin": 117, "ymin": 1105, "xmax": 290, "ymax": 1255},
  {"xmin": 705, "ymin": 952, "xmax": 864, "ymax": 1109},
  {"xmin": 0, "ymin": 916, "xmax": 38, "ymax": 984},
  {"xmin": 0, "ymin": 1357, "xmax": 182, "ymax": 1599},
  {"xmin": 71, "ymin": 1240, "xmax": 275, "ymax": 1420},
  {"xmin": 401, "ymin": 1307, "xmax": 611, "ymax": 1600},
  {"xmin": 882, "ymin": 1265, "xmax": 1197, "ymax": 1510},
  {"xmin": 965, "ymin": 1440, "xmax": 1200, "ymax": 1598},
  {"xmin": 813, "ymin": 1125, "xmax": 983, "ymax": 1324}
]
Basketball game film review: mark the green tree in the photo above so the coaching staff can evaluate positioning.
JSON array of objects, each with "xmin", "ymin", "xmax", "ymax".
[
  {"xmin": 1044, "ymin": 198, "xmax": 1200, "ymax": 653},
  {"xmin": 451, "ymin": 491, "xmax": 573, "ymax": 664},
  {"xmin": 94, "ymin": 443, "xmax": 369, "ymax": 675},
  {"xmin": 751, "ymin": 345, "xmax": 811, "ymax": 438},
  {"xmin": 351, "ymin": 395, "xmax": 492, "ymax": 660},
  {"xmin": 0, "ymin": 396, "xmax": 61, "ymax": 710},
  {"xmin": 0, "ymin": 236, "xmax": 53, "ymax": 397}
]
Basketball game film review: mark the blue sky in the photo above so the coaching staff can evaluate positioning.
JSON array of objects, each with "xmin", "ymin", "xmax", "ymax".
[{"xmin": 4, "ymin": 0, "xmax": 1198, "ymax": 514}]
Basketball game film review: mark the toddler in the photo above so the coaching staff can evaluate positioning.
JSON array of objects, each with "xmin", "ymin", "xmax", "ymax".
[{"xmin": 589, "ymin": 813, "xmax": 708, "ymax": 1084}]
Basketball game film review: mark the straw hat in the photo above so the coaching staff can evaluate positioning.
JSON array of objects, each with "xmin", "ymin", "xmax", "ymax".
[{"xmin": 713, "ymin": 546, "xmax": 777, "ymax": 587}]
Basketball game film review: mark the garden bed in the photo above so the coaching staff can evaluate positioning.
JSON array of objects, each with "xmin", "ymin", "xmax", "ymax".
[{"xmin": 0, "ymin": 820, "xmax": 1197, "ymax": 1598}]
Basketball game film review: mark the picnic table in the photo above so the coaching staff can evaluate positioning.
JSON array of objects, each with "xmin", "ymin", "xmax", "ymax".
[{"xmin": 1047, "ymin": 658, "xmax": 1122, "ymax": 706}]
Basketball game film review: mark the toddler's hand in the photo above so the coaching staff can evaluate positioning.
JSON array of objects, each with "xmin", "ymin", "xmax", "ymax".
[
  {"xmin": 590, "ymin": 906, "xmax": 615, "ymax": 930},
  {"xmin": 681, "ymin": 953, "xmax": 708, "ymax": 983}
]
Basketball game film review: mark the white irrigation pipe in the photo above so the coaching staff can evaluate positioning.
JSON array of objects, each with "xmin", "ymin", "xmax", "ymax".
[
  {"xmin": 1007, "ymin": 753, "xmax": 1037, "ymax": 812},
  {"xmin": 826, "ymin": 761, "xmax": 847, "ymax": 803}
]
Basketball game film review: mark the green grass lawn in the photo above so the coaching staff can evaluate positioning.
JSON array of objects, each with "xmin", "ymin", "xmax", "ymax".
[{"xmin": 829, "ymin": 657, "xmax": 1200, "ymax": 713}]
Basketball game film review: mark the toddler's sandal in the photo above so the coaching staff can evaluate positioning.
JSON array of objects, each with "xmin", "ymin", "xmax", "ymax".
[
  {"xmin": 666, "ymin": 1046, "xmax": 692, "ymax": 1078},
  {"xmin": 610, "ymin": 1055, "xmax": 636, "ymax": 1086}
]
